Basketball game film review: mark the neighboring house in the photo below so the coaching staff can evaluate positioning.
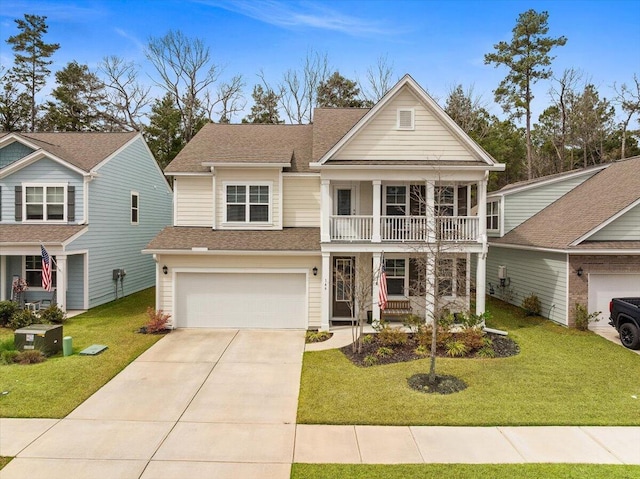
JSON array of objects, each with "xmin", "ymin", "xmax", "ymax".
[
  {"xmin": 145, "ymin": 74, "xmax": 504, "ymax": 330},
  {"xmin": 0, "ymin": 132, "xmax": 173, "ymax": 312},
  {"xmin": 484, "ymin": 156, "xmax": 640, "ymax": 326}
]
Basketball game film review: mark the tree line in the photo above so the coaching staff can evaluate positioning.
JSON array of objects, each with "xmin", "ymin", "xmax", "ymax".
[{"xmin": 1, "ymin": 11, "xmax": 638, "ymax": 189}]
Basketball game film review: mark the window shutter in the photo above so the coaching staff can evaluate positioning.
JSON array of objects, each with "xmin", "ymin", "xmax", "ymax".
[
  {"xmin": 67, "ymin": 186, "xmax": 75, "ymax": 222},
  {"xmin": 14, "ymin": 186, "xmax": 22, "ymax": 221}
]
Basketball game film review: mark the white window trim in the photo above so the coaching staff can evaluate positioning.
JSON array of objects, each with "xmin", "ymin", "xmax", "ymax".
[
  {"xmin": 131, "ymin": 191, "xmax": 139, "ymax": 225},
  {"xmin": 23, "ymin": 254, "xmax": 57, "ymax": 291},
  {"xmin": 487, "ymin": 199, "xmax": 500, "ymax": 233},
  {"xmin": 23, "ymin": 183, "xmax": 67, "ymax": 223},
  {"xmin": 385, "ymin": 256, "xmax": 409, "ymax": 297},
  {"xmin": 397, "ymin": 108, "xmax": 415, "ymax": 130},
  {"xmin": 383, "ymin": 184, "xmax": 409, "ymax": 216},
  {"xmin": 222, "ymin": 181, "xmax": 273, "ymax": 227}
]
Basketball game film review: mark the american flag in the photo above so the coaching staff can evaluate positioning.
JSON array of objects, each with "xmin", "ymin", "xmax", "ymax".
[
  {"xmin": 378, "ymin": 256, "xmax": 388, "ymax": 311},
  {"xmin": 41, "ymin": 245, "xmax": 52, "ymax": 292}
]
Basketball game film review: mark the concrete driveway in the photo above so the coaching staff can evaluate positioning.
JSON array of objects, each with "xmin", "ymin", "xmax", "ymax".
[{"xmin": 2, "ymin": 329, "xmax": 305, "ymax": 479}]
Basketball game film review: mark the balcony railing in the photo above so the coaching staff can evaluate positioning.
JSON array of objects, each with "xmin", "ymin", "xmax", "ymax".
[{"xmin": 329, "ymin": 215, "xmax": 479, "ymax": 242}]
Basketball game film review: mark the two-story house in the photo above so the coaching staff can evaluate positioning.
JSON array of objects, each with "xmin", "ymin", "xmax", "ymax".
[
  {"xmin": 484, "ymin": 156, "xmax": 640, "ymax": 327},
  {"xmin": 145, "ymin": 75, "xmax": 504, "ymax": 330},
  {"xmin": 0, "ymin": 132, "xmax": 173, "ymax": 312}
]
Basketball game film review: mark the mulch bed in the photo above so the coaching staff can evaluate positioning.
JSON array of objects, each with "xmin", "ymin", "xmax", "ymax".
[{"xmin": 341, "ymin": 331, "xmax": 519, "ymax": 367}]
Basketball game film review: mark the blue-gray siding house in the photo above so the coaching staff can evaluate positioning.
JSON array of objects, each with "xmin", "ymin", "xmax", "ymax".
[{"xmin": 0, "ymin": 132, "xmax": 173, "ymax": 311}]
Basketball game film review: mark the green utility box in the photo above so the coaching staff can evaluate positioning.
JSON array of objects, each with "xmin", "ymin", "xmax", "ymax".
[{"xmin": 14, "ymin": 324, "xmax": 63, "ymax": 356}]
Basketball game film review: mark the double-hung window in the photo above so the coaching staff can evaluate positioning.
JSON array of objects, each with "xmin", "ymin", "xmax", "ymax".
[
  {"xmin": 131, "ymin": 192, "xmax": 139, "ymax": 224},
  {"xmin": 435, "ymin": 186, "xmax": 454, "ymax": 216},
  {"xmin": 225, "ymin": 184, "xmax": 270, "ymax": 223},
  {"xmin": 385, "ymin": 186, "xmax": 406, "ymax": 216},
  {"xmin": 385, "ymin": 258, "xmax": 406, "ymax": 296},
  {"xmin": 487, "ymin": 200, "xmax": 499, "ymax": 232},
  {"xmin": 25, "ymin": 255, "xmax": 57, "ymax": 289},
  {"xmin": 25, "ymin": 185, "xmax": 65, "ymax": 221}
]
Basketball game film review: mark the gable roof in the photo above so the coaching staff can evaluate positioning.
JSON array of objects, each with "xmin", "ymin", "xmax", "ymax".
[
  {"xmin": 493, "ymin": 156, "xmax": 640, "ymax": 250},
  {"xmin": 313, "ymin": 74, "xmax": 502, "ymax": 168},
  {"xmin": 0, "ymin": 132, "xmax": 138, "ymax": 172},
  {"xmin": 0, "ymin": 224, "xmax": 87, "ymax": 246}
]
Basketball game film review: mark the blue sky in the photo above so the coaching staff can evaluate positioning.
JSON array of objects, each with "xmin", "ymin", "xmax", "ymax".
[{"xmin": 0, "ymin": 0, "xmax": 639, "ymax": 124}]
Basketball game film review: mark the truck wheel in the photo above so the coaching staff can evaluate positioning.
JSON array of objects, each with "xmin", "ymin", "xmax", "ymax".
[{"xmin": 619, "ymin": 323, "xmax": 640, "ymax": 350}]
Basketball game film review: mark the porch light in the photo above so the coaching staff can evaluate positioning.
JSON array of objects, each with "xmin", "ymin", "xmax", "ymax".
[
  {"xmin": 577, "ymin": 267, "xmax": 583, "ymax": 277},
  {"xmin": 312, "ymin": 267, "xmax": 318, "ymax": 276},
  {"xmin": 162, "ymin": 265, "xmax": 168, "ymax": 275}
]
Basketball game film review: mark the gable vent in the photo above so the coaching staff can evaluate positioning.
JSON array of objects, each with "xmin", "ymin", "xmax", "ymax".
[{"xmin": 397, "ymin": 109, "xmax": 414, "ymax": 130}]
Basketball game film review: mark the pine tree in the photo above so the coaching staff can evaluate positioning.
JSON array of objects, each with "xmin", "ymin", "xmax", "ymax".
[
  {"xmin": 144, "ymin": 94, "xmax": 186, "ymax": 169},
  {"xmin": 242, "ymin": 85, "xmax": 283, "ymax": 124},
  {"xmin": 316, "ymin": 71, "xmax": 371, "ymax": 108},
  {"xmin": 6, "ymin": 14, "xmax": 60, "ymax": 131}
]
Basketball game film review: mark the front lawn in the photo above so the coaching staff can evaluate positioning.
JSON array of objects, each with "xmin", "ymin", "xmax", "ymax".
[
  {"xmin": 297, "ymin": 297, "xmax": 640, "ymax": 425},
  {"xmin": 291, "ymin": 464, "xmax": 640, "ymax": 479},
  {"xmin": 0, "ymin": 288, "xmax": 162, "ymax": 418}
]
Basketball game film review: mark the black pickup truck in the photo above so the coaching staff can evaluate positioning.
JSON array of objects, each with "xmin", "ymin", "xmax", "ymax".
[{"xmin": 609, "ymin": 298, "xmax": 640, "ymax": 350}]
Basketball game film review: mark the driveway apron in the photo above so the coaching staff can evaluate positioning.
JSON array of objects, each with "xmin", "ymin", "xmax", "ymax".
[{"xmin": 2, "ymin": 329, "xmax": 305, "ymax": 479}]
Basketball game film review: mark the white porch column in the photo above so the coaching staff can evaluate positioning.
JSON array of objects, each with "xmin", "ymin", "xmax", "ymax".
[
  {"xmin": 425, "ymin": 253, "xmax": 436, "ymax": 324},
  {"xmin": 426, "ymin": 181, "xmax": 435, "ymax": 242},
  {"xmin": 0, "ymin": 256, "xmax": 6, "ymax": 301},
  {"xmin": 372, "ymin": 251, "xmax": 382, "ymax": 323},
  {"xmin": 56, "ymin": 255, "xmax": 67, "ymax": 312},
  {"xmin": 475, "ymin": 175, "xmax": 488, "ymax": 315},
  {"xmin": 321, "ymin": 179, "xmax": 331, "ymax": 242},
  {"xmin": 320, "ymin": 252, "xmax": 331, "ymax": 331},
  {"xmin": 372, "ymin": 180, "xmax": 381, "ymax": 243}
]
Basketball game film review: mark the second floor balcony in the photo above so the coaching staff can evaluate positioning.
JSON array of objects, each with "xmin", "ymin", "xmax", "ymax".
[{"xmin": 329, "ymin": 215, "xmax": 480, "ymax": 243}]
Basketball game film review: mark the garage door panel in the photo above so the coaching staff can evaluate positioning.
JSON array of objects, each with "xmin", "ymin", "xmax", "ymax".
[
  {"xmin": 176, "ymin": 272, "xmax": 307, "ymax": 329},
  {"xmin": 588, "ymin": 274, "xmax": 640, "ymax": 323}
]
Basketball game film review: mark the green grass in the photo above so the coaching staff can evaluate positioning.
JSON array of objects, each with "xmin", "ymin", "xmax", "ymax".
[
  {"xmin": 0, "ymin": 289, "xmax": 162, "ymax": 418},
  {"xmin": 0, "ymin": 457, "xmax": 12, "ymax": 470},
  {"xmin": 298, "ymin": 297, "xmax": 640, "ymax": 426},
  {"xmin": 291, "ymin": 464, "xmax": 640, "ymax": 479}
]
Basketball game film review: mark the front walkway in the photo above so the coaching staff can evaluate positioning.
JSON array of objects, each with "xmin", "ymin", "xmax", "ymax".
[{"xmin": 2, "ymin": 328, "xmax": 639, "ymax": 478}]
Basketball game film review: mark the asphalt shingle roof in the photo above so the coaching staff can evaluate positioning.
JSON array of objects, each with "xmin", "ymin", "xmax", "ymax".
[
  {"xmin": 0, "ymin": 225, "xmax": 87, "ymax": 245},
  {"xmin": 0, "ymin": 132, "xmax": 138, "ymax": 172},
  {"xmin": 493, "ymin": 156, "xmax": 640, "ymax": 249},
  {"xmin": 145, "ymin": 227, "xmax": 321, "ymax": 252}
]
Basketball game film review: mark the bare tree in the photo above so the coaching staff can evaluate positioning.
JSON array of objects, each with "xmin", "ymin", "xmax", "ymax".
[
  {"xmin": 278, "ymin": 50, "xmax": 330, "ymax": 124},
  {"xmin": 613, "ymin": 74, "xmax": 640, "ymax": 159},
  {"xmin": 546, "ymin": 68, "xmax": 582, "ymax": 171},
  {"xmin": 444, "ymin": 84, "xmax": 492, "ymax": 141},
  {"xmin": 145, "ymin": 30, "xmax": 219, "ymax": 141},
  {"xmin": 204, "ymin": 75, "xmax": 245, "ymax": 123},
  {"xmin": 99, "ymin": 56, "xmax": 152, "ymax": 131},
  {"xmin": 363, "ymin": 54, "xmax": 395, "ymax": 103}
]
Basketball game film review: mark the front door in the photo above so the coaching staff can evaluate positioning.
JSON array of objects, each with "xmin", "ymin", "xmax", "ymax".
[{"xmin": 333, "ymin": 256, "xmax": 355, "ymax": 318}]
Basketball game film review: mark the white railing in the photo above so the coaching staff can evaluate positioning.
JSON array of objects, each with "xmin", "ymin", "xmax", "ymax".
[
  {"xmin": 437, "ymin": 216, "xmax": 479, "ymax": 242},
  {"xmin": 329, "ymin": 215, "xmax": 479, "ymax": 242},
  {"xmin": 330, "ymin": 215, "xmax": 373, "ymax": 241}
]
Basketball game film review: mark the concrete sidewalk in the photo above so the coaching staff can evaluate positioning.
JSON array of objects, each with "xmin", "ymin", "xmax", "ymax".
[{"xmin": 2, "ymin": 328, "xmax": 639, "ymax": 479}]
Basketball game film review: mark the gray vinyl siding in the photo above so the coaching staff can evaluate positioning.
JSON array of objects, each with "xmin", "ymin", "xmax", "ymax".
[
  {"xmin": 485, "ymin": 246, "xmax": 568, "ymax": 325},
  {"xmin": 501, "ymin": 174, "xmax": 597, "ymax": 234},
  {"xmin": 589, "ymin": 204, "xmax": 640, "ymax": 241},
  {"xmin": 68, "ymin": 137, "xmax": 172, "ymax": 308},
  {"xmin": 0, "ymin": 158, "xmax": 84, "ymax": 224},
  {"xmin": 0, "ymin": 142, "xmax": 34, "ymax": 169},
  {"xmin": 66, "ymin": 253, "xmax": 85, "ymax": 309}
]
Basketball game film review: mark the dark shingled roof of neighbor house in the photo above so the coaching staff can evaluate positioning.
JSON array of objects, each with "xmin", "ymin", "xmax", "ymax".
[
  {"xmin": 493, "ymin": 156, "xmax": 640, "ymax": 250},
  {"xmin": 0, "ymin": 131, "xmax": 138, "ymax": 172}
]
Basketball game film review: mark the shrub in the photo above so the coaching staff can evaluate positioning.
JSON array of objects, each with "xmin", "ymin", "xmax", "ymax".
[
  {"xmin": 445, "ymin": 339, "xmax": 469, "ymax": 357},
  {"xmin": 522, "ymin": 294, "xmax": 542, "ymax": 316},
  {"xmin": 377, "ymin": 324, "xmax": 408, "ymax": 347},
  {"xmin": 15, "ymin": 350, "xmax": 46, "ymax": 365},
  {"xmin": 375, "ymin": 346, "xmax": 394, "ymax": 358},
  {"xmin": 574, "ymin": 303, "xmax": 600, "ymax": 331},
  {"xmin": 416, "ymin": 325, "xmax": 452, "ymax": 348},
  {"xmin": 361, "ymin": 334, "xmax": 374, "ymax": 345},
  {"xmin": 9, "ymin": 309, "xmax": 39, "ymax": 329},
  {"xmin": 403, "ymin": 314, "xmax": 425, "ymax": 333},
  {"xmin": 363, "ymin": 354, "xmax": 378, "ymax": 366},
  {"xmin": 39, "ymin": 304, "xmax": 66, "ymax": 324},
  {"xmin": 0, "ymin": 301, "xmax": 19, "ymax": 327},
  {"xmin": 306, "ymin": 330, "xmax": 331, "ymax": 343},
  {"xmin": 457, "ymin": 328, "xmax": 485, "ymax": 350},
  {"xmin": 414, "ymin": 345, "xmax": 429, "ymax": 357},
  {"xmin": 477, "ymin": 345, "xmax": 497, "ymax": 358},
  {"xmin": 144, "ymin": 307, "xmax": 171, "ymax": 333},
  {"xmin": 1, "ymin": 350, "xmax": 19, "ymax": 365}
]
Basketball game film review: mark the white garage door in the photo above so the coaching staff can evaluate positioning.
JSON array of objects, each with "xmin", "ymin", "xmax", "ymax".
[
  {"xmin": 588, "ymin": 274, "xmax": 640, "ymax": 325},
  {"xmin": 175, "ymin": 272, "xmax": 307, "ymax": 329}
]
